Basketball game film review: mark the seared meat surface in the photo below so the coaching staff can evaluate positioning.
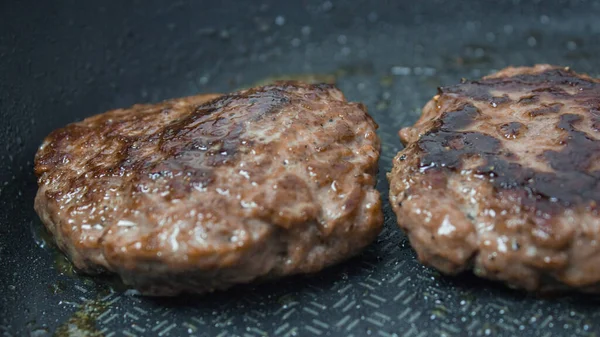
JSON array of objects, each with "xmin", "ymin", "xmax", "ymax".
[
  {"xmin": 35, "ymin": 82, "xmax": 382, "ymax": 295},
  {"xmin": 388, "ymin": 65, "xmax": 600, "ymax": 292}
]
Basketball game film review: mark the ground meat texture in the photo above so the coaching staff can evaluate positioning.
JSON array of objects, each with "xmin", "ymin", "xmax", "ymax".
[
  {"xmin": 34, "ymin": 82, "xmax": 382, "ymax": 296},
  {"xmin": 388, "ymin": 65, "xmax": 600, "ymax": 292}
]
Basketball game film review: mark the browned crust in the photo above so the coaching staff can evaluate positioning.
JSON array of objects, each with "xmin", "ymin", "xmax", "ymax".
[
  {"xmin": 388, "ymin": 65, "xmax": 600, "ymax": 292},
  {"xmin": 35, "ymin": 82, "xmax": 383, "ymax": 295}
]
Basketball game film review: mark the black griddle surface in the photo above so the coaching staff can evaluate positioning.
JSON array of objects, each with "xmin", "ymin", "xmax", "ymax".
[{"xmin": 2, "ymin": 1, "xmax": 600, "ymax": 336}]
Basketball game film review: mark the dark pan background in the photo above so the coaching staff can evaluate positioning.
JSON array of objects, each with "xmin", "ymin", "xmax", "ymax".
[{"xmin": 2, "ymin": 0, "xmax": 600, "ymax": 336}]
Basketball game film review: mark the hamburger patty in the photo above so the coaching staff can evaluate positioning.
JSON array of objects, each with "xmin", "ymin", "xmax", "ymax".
[
  {"xmin": 34, "ymin": 82, "xmax": 382, "ymax": 295},
  {"xmin": 388, "ymin": 65, "xmax": 600, "ymax": 292}
]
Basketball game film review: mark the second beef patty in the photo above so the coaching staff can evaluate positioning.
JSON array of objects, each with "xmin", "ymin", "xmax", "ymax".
[{"xmin": 388, "ymin": 65, "xmax": 600, "ymax": 292}]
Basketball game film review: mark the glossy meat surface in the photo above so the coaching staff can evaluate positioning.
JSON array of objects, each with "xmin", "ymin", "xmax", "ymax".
[
  {"xmin": 389, "ymin": 65, "xmax": 600, "ymax": 292},
  {"xmin": 35, "ymin": 82, "xmax": 382, "ymax": 295}
]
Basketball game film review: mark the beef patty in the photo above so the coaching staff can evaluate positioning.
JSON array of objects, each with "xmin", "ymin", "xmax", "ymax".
[
  {"xmin": 388, "ymin": 65, "xmax": 600, "ymax": 292},
  {"xmin": 34, "ymin": 82, "xmax": 382, "ymax": 295}
]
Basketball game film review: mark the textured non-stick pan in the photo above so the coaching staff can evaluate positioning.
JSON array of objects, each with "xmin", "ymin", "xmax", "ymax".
[{"xmin": 2, "ymin": 1, "xmax": 600, "ymax": 336}]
